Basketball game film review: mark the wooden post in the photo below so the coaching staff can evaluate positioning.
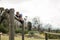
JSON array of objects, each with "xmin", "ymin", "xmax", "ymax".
[
  {"xmin": 0, "ymin": 33, "xmax": 2, "ymax": 40},
  {"xmin": 45, "ymin": 33, "xmax": 48, "ymax": 40},
  {"xmin": 15, "ymin": 12, "xmax": 24, "ymax": 40},
  {"xmin": 48, "ymin": 28, "xmax": 50, "ymax": 38},
  {"xmin": 0, "ymin": 34, "xmax": 1, "ymax": 40},
  {"xmin": 9, "ymin": 9, "xmax": 15, "ymax": 40},
  {"xmin": 22, "ymin": 21, "xmax": 24, "ymax": 40}
]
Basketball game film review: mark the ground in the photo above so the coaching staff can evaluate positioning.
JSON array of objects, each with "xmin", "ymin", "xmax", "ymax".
[{"xmin": 1, "ymin": 34, "xmax": 60, "ymax": 40}]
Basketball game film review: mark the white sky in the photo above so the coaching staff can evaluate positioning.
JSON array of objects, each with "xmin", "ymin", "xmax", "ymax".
[{"xmin": 0, "ymin": 0, "xmax": 60, "ymax": 29}]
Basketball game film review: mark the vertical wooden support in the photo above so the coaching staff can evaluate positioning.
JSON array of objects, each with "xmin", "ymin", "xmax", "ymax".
[
  {"xmin": 0, "ymin": 34, "xmax": 1, "ymax": 40},
  {"xmin": 9, "ymin": 9, "xmax": 15, "ymax": 40},
  {"xmin": 48, "ymin": 28, "xmax": 50, "ymax": 38},
  {"xmin": 22, "ymin": 21, "xmax": 24, "ymax": 40},
  {"xmin": 0, "ymin": 33, "xmax": 1, "ymax": 40},
  {"xmin": 45, "ymin": 33, "xmax": 48, "ymax": 40}
]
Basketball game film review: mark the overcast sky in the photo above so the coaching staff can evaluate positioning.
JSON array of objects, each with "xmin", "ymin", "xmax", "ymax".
[{"xmin": 0, "ymin": 0, "xmax": 60, "ymax": 29}]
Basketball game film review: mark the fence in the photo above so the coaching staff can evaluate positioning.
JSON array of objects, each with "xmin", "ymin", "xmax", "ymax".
[
  {"xmin": 0, "ymin": 7, "xmax": 60, "ymax": 40},
  {"xmin": 44, "ymin": 31, "xmax": 60, "ymax": 40},
  {"xmin": 0, "ymin": 7, "xmax": 24, "ymax": 40}
]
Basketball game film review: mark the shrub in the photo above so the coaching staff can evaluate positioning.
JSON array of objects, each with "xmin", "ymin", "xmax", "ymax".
[
  {"xmin": 48, "ymin": 34, "xmax": 60, "ymax": 39},
  {"xmin": 24, "ymin": 30, "xmax": 29, "ymax": 34},
  {"xmin": 15, "ymin": 28, "xmax": 22, "ymax": 34},
  {"xmin": 28, "ymin": 31, "xmax": 35, "ymax": 37},
  {"xmin": 15, "ymin": 28, "xmax": 29, "ymax": 34},
  {"xmin": 0, "ymin": 24, "xmax": 8, "ymax": 33}
]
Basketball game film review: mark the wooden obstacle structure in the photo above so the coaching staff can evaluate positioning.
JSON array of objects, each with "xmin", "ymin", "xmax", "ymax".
[
  {"xmin": 0, "ymin": 7, "xmax": 60, "ymax": 40},
  {"xmin": 44, "ymin": 31, "xmax": 60, "ymax": 40},
  {"xmin": 0, "ymin": 7, "xmax": 24, "ymax": 40}
]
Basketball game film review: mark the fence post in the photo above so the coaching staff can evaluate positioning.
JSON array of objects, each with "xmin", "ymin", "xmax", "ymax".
[
  {"xmin": 0, "ymin": 33, "xmax": 2, "ymax": 40},
  {"xmin": 9, "ymin": 9, "xmax": 15, "ymax": 40},
  {"xmin": 0, "ymin": 34, "xmax": 1, "ymax": 40},
  {"xmin": 45, "ymin": 33, "xmax": 48, "ymax": 40},
  {"xmin": 22, "ymin": 21, "xmax": 24, "ymax": 40}
]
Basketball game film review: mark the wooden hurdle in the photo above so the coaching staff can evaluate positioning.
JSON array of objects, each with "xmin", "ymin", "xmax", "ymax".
[
  {"xmin": 0, "ymin": 7, "xmax": 24, "ymax": 40},
  {"xmin": 44, "ymin": 31, "xmax": 60, "ymax": 40}
]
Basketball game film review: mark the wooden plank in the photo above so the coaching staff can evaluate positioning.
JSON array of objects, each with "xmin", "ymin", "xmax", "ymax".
[
  {"xmin": 44, "ymin": 31, "xmax": 60, "ymax": 35},
  {"xmin": 9, "ymin": 9, "xmax": 15, "ymax": 40},
  {"xmin": 22, "ymin": 22, "xmax": 24, "ymax": 40},
  {"xmin": 44, "ymin": 31, "xmax": 60, "ymax": 40},
  {"xmin": 15, "ymin": 14, "xmax": 24, "ymax": 40}
]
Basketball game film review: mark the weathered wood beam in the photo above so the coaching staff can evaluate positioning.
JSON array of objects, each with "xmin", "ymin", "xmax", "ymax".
[
  {"xmin": 44, "ymin": 31, "xmax": 60, "ymax": 40},
  {"xmin": 45, "ymin": 33, "xmax": 48, "ymax": 40},
  {"xmin": 9, "ymin": 8, "xmax": 15, "ymax": 40},
  {"xmin": 22, "ymin": 21, "xmax": 24, "ymax": 40},
  {"xmin": 15, "ymin": 14, "xmax": 24, "ymax": 40},
  {"xmin": 44, "ymin": 31, "xmax": 60, "ymax": 35},
  {"xmin": 0, "ymin": 32, "xmax": 2, "ymax": 40}
]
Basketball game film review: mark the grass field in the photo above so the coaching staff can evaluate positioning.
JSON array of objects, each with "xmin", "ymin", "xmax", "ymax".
[
  {"xmin": 1, "ymin": 34, "xmax": 42, "ymax": 40},
  {"xmin": 1, "ymin": 34, "xmax": 60, "ymax": 40}
]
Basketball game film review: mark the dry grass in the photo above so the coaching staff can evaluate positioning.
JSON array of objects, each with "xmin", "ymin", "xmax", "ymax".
[{"xmin": 0, "ymin": 34, "xmax": 60, "ymax": 40}]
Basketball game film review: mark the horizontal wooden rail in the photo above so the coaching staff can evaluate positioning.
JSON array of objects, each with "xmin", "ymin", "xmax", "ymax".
[
  {"xmin": 44, "ymin": 31, "xmax": 60, "ymax": 40},
  {"xmin": 44, "ymin": 31, "xmax": 60, "ymax": 35}
]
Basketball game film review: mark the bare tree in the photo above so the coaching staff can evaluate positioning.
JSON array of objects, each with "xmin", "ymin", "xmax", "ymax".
[{"xmin": 32, "ymin": 17, "xmax": 40, "ymax": 30}]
